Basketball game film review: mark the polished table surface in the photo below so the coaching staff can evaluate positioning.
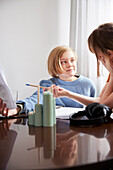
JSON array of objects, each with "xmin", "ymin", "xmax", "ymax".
[{"xmin": 0, "ymin": 116, "xmax": 113, "ymax": 170}]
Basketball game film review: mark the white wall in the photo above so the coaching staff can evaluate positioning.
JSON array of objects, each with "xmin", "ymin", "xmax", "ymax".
[{"xmin": 0, "ymin": 0, "xmax": 71, "ymax": 100}]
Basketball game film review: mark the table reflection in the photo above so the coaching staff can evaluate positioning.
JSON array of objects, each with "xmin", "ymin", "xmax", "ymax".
[
  {"xmin": 0, "ymin": 119, "xmax": 17, "ymax": 170},
  {"xmin": 28, "ymin": 125, "xmax": 56, "ymax": 159},
  {"xmin": 0, "ymin": 118, "xmax": 113, "ymax": 169},
  {"xmin": 28, "ymin": 124, "xmax": 79, "ymax": 168},
  {"xmin": 70, "ymin": 122, "xmax": 113, "ymax": 162},
  {"xmin": 52, "ymin": 130, "xmax": 78, "ymax": 167}
]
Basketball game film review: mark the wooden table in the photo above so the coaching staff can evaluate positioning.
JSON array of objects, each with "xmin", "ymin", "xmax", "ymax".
[{"xmin": 0, "ymin": 116, "xmax": 113, "ymax": 170}]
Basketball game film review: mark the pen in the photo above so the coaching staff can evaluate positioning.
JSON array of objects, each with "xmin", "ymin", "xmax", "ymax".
[{"xmin": 26, "ymin": 84, "xmax": 49, "ymax": 90}]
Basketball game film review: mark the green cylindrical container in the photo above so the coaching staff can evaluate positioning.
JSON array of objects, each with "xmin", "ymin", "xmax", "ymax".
[
  {"xmin": 28, "ymin": 112, "xmax": 35, "ymax": 126},
  {"xmin": 53, "ymin": 97, "xmax": 56, "ymax": 125},
  {"xmin": 35, "ymin": 104, "xmax": 43, "ymax": 126},
  {"xmin": 43, "ymin": 92, "xmax": 53, "ymax": 127}
]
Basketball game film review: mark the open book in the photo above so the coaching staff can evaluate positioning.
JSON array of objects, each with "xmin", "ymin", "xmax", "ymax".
[
  {"xmin": 56, "ymin": 106, "xmax": 85, "ymax": 119},
  {"xmin": 0, "ymin": 66, "xmax": 16, "ymax": 109}
]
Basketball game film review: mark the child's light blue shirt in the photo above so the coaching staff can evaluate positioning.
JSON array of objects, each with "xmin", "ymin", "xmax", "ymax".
[{"xmin": 17, "ymin": 75, "xmax": 96, "ymax": 113}]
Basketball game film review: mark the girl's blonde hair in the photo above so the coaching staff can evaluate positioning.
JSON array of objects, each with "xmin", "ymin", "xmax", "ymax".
[
  {"xmin": 88, "ymin": 23, "xmax": 113, "ymax": 76},
  {"xmin": 47, "ymin": 45, "xmax": 77, "ymax": 78}
]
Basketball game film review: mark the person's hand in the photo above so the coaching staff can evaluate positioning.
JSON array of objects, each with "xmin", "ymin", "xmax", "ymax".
[
  {"xmin": 0, "ymin": 98, "xmax": 20, "ymax": 117},
  {"xmin": 0, "ymin": 98, "xmax": 8, "ymax": 116},
  {"xmin": 53, "ymin": 85, "xmax": 68, "ymax": 98},
  {"xmin": 6, "ymin": 105, "xmax": 21, "ymax": 116},
  {"xmin": 7, "ymin": 108, "xmax": 19, "ymax": 116}
]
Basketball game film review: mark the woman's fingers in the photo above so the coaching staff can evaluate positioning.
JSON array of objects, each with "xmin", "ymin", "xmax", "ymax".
[
  {"xmin": 0, "ymin": 98, "xmax": 8, "ymax": 116},
  {"xmin": 0, "ymin": 98, "xmax": 3, "ymax": 107}
]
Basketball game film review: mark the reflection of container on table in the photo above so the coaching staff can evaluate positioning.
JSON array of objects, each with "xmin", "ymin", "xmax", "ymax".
[
  {"xmin": 35, "ymin": 126, "xmax": 43, "ymax": 148},
  {"xmin": 28, "ymin": 126, "xmax": 43, "ymax": 148},
  {"xmin": 28, "ymin": 125, "xmax": 35, "ymax": 135},
  {"xmin": 28, "ymin": 124, "xmax": 56, "ymax": 160},
  {"xmin": 43, "ymin": 125, "xmax": 56, "ymax": 159}
]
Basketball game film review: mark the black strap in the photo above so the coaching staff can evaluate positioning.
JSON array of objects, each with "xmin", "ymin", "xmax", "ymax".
[{"xmin": 0, "ymin": 115, "xmax": 28, "ymax": 120}]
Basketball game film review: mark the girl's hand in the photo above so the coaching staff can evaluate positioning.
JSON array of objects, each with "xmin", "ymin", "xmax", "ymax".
[{"xmin": 53, "ymin": 85, "xmax": 68, "ymax": 98}]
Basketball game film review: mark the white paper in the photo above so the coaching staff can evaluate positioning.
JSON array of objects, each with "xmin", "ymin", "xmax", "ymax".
[
  {"xmin": 55, "ymin": 106, "xmax": 85, "ymax": 119},
  {"xmin": 0, "ymin": 66, "xmax": 16, "ymax": 109}
]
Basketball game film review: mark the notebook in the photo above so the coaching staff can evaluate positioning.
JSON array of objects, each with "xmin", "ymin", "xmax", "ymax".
[{"xmin": 56, "ymin": 106, "xmax": 85, "ymax": 119}]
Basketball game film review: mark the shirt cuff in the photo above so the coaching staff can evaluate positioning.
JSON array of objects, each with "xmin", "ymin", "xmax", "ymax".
[{"xmin": 16, "ymin": 103, "xmax": 24, "ymax": 114}]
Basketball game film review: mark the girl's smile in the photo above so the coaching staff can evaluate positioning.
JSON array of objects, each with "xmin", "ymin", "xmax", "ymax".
[{"xmin": 59, "ymin": 50, "xmax": 77, "ymax": 81}]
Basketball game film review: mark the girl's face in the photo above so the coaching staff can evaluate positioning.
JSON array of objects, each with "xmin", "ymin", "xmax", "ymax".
[
  {"xmin": 58, "ymin": 50, "xmax": 77, "ymax": 81},
  {"xmin": 96, "ymin": 50, "xmax": 113, "ymax": 74}
]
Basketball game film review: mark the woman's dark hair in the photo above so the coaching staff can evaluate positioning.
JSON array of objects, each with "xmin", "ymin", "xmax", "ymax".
[{"xmin": 88, "ymin": 23, "xmax": 113, "ymax": 56}]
